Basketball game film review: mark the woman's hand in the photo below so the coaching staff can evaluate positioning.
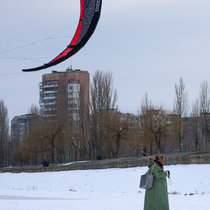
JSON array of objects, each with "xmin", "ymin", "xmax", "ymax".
[{"xmin": 165, "ymin": 170, "xmax": 170, "ymax": 178}]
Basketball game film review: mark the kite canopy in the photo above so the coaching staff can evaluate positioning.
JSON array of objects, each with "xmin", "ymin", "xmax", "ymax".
[{"xmin": 22, "ymin": 0, "xmax": 102, "ymax": 72}]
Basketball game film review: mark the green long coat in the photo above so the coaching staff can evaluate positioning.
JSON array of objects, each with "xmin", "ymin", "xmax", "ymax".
[{"xmin": 143, "ymin": 161, "xmax": 169, "ymax": 210}]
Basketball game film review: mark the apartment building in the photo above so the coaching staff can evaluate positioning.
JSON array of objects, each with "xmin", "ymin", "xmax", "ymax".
[
  {"xmin": 39, "ymin": 69, "xmax": 89, "ymax": 120},
  {"xmin": 11, "ymin": 114, "xmax": 31, "ymax": 143}
]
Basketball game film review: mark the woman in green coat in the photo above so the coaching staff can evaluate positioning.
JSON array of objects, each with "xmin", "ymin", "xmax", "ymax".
[{"xmin": 144, "ymin": 154, "xmax": 170, "ymax": 210}]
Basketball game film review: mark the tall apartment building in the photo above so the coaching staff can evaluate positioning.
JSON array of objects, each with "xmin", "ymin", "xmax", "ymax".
[{"xmin": 39, "ymin": 69, "xmax": 90, "ymax": 119}]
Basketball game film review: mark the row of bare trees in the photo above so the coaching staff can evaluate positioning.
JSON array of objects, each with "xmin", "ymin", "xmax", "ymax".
[
  {"xmin": 1, "ymin": 72, "xmax": 210, "ymax": 167},
  {"xmin": 191, "ymin": 81, "xmax": 210, "ymax": 152},
  {"xmin": 12, "ymin": 105, "xmax": 89, "ymax": 165},
  {"xmin": 139, "ymin": 78, "xmax": 210, "ymax": 155}
]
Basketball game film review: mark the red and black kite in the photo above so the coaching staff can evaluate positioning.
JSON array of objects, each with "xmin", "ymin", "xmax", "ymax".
[{"xmin": 22, "ymin": 0, "xmax": 102, "ymax": 72}]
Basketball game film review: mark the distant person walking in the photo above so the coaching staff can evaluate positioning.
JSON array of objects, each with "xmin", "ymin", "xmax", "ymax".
[
  {"xmin": 42, "ymin": 158, "xmax": 49, "ymax": 167},
  {"xmin": 144, "ymin": 154, "xmax": 170, "ymax": 210}
]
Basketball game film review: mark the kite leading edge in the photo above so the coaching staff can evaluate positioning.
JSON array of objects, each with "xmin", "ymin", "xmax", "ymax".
[{"xmin": 22, "ymin": 0, "xmax": 102, "ymax": 72}]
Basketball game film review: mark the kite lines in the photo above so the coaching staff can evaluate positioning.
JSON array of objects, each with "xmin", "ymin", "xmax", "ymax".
[{"xmin": 22, "ymin": 0, "xmax": 102, "ymax": 72}]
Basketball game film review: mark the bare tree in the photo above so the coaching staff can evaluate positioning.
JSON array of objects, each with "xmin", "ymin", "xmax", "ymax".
[
  {"xmin": 190, "ymin": 99, "xmax": 202, "ymax": 151},
  {"xmin": 28, "ymin": 104, "xmax": 40, "ymax": 115},
  {"xmin": 141, "ymin": 108, "xmax": 168, "ymax": 154},
  {"xmin": 140, "ymin": 94, "xmax": 168, "ymax": 154},
  {"xmin": 103, "ymin": 111, "xmax": 130, "ymax": 158},
  {"xmin": 140, "ymin": 93, "xmax": 154, "ymax": 153},
  {"xmin": 174, "ymin": 78, "xmax": 188, "ymax": 116},
  {"xmin": 28, "ymin": 104, "xmax": 40, "ymax": 130},
  {"xmin": 173, "ymin": 77, "xmax": 188, "ymax": 152},
  {"xmin": 199, "ymin": 81, "xmax": 210, "ymax": 152},
  {"xmin": 90, "ymin": 70, "xmax": 118, "ymax": 159},
  {"xmin": 78, "ymin": 86, "xmax": 90, "ymax": 160},
  {"xmin": 0, "ymin": 100, "xmax": 9, "ymax": 166},
  {"xmin": 91, "ymin": 70, "xmax": 117, "ymax": 112}
]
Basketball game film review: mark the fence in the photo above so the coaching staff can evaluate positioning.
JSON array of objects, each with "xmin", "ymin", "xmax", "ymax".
[{"xmin": 1, "ymin": 152, "xmax": 210, "ymax": 173}]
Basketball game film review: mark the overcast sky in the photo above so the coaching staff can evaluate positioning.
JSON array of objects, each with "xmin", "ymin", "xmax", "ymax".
[{"xmin": 1, "ymin": 0, "xmax": 210, "ymax": 122}]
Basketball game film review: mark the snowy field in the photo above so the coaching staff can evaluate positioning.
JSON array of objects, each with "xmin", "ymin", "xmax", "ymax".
[{"xmin": 0, "ymin": 164, "xmax": 210, "ymax": 210}]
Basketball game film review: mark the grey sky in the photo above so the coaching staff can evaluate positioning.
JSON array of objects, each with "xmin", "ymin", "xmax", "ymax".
[{"xmin": 1, "ymin": 0, "xmax": 210, "ymax": 122}]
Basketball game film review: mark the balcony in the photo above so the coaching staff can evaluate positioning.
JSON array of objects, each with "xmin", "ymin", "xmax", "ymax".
[
  {"xmin": 42, "ymin": 84, "xmax": 58, "ymax": 88},
  {"xmin": 43, "ymin": 96, "xmax": 56, "ymax": 100},
  {"xmin": 42, "ymin": 90, "xmax": 57, "ymax": 94}
]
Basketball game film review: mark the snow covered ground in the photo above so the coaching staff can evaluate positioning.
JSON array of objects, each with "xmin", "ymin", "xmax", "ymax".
[{"xmin": 0, "ymin": 164, "xmax": 210, "ymax": 210}]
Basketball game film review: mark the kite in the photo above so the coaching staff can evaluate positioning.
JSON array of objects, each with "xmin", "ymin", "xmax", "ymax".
[{"xmin": 22, "ymin": 0, "xmax": 102, "ymax": 72}]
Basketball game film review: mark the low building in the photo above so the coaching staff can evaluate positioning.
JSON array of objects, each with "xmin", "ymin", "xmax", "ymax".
[{"xmin": 11, "ymin": 114, "xmax": 31, "ymax": 143}]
